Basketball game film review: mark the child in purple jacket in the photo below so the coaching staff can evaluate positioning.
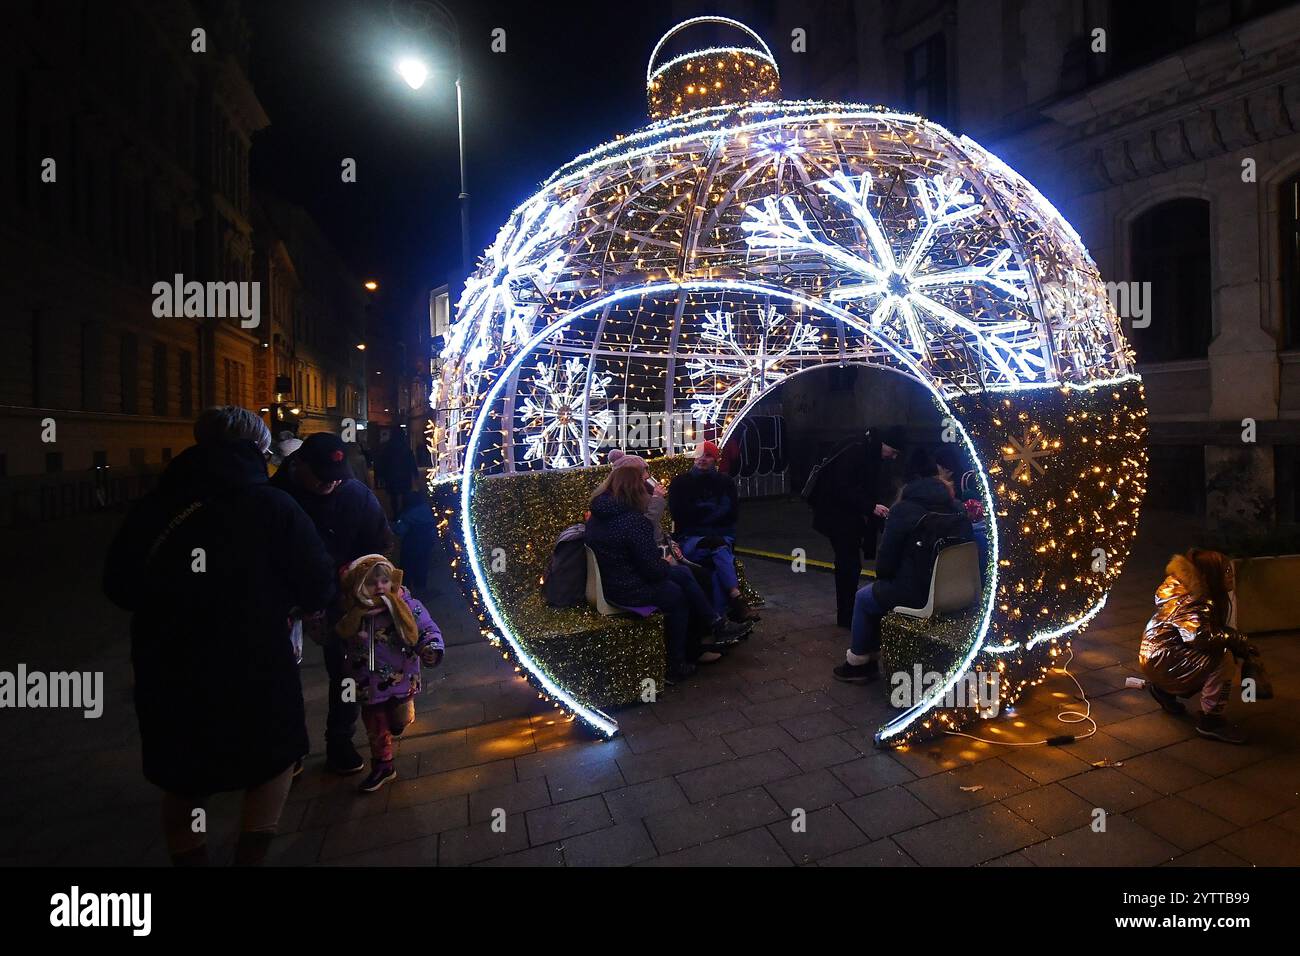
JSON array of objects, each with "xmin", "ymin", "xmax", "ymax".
[{"xmin": 335, "ymin": 554, "xmax": 443, "ymax": 792}]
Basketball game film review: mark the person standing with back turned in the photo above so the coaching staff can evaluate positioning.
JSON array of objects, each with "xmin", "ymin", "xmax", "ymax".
[{"xmin": 808, "ymin": 425, "xmax": 905, "ymax": 628}]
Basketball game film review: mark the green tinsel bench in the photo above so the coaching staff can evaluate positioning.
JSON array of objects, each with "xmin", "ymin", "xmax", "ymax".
[
  {"xmin": 449, "ymin": 456, "xmax": 758, "ymax": 714},
  {"xmin": 880, "ymin": 607, "xmax": 982, "ymax": 679}
]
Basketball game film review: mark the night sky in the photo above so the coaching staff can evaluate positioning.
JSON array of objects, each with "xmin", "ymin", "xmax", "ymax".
[{"xmin": 247, "ymin": 0, "xmax": 784, "ymax": 323}]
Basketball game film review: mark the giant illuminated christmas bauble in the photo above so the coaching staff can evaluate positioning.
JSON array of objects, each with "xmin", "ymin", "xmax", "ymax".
[{"xmin": 432, "ymin": 17, "xmax": 1147, "ymax": 742}]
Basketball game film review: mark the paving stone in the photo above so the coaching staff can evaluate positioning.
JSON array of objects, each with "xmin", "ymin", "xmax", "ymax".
[
  {"xmin": 563, "ymin": 821, "xmax": 657, "ymax": 867},
  {"xmin": 684, "ymin": 708, "xmax": 752, "ymax": 740},
  {"xmin": 738, "ymin": 679, "xmax": 800, "ymax": 705},
  {"xmin": 325, "ymin": 834, "xmax": 439, "ymax": 866},
  {"xmin": 616, "ymin": 737, "xmax": 735, "ymax": 785},
  {"xmin": 1158, "ymin": 736, "xmax": 1274, "ymax": 778},
  {"xmin": 894, "ymin": 804, "xmax": 1048, "ymax": 867},
  {"xmin": 742, "ymin": 689, "xmax": 834, "ymax": 725},
  {"xmin": 677, "ymin": 749, "xmax": 801, "ymax": 802},
  {"xmin": 265, "ymin": 828, "xmax": 329, "ymax": 867},
  {"xmin": 998, "ymin": 742, "xmax": 1094, "ymax": 785},
  {"xmin": 624, "ymin": 721, "xmax": 696, "ymax": 754},
  {"xmin": 393, "ymin": 758, "xmax": 517, "ymax": 805},
  {"xmin": 1223, "ymin": 755, "xmax": 1300, "ymax": 804},
  {"xmin": 475, "ymin": 842, "xmax": 566, "ymax": 867},
  {"xmin": 319, "ymin": 797, "xmax": 468, "ymax": 860},
  {"xmin": 1103, "ymin": 711, "xmax": 1200, "ymax": 752},
  {"xmin": 764, "ymin": 768, "xmax": 854, "ymax": 813},
  {"xmin": 437, "ymin": 814, "xmax": 530, "ymax": 866},
  {"xmin": 831, "ymin": 754, "xmax": 917, "ymax": 795},
  {"xmin": 603, "ymin": 777, "xmax": 690, "ymax": 825},
  {"xmin": 1162, "ymin": 843, "xmax": 1251, "ymax": 867},
  {"xmin": 525, "ymin": 794, "xmax": 613, "ymax": 845},
  {"xmin": 840, "ymin": 786, "xmax": 937, "ymax": 840},
  {"xmin": 640, "ymin": 825, "xmax": 793, "ymax": 866},
  {"xmin": 1127, "ymin": 796, "xmax": 1238, "ymax": 851},
  {"xmin": 979, "ymin": 850, "xmax": 1036, "ymax": 866},
  {"xmin": 779, "ymin": 711, "xmax": 852, "ymax": 742},
  {"xmin": 781, "ymin": 734, "xmax": 862, "ymax": 772},
  {"xmin": 514, "ymin": 738, "xmax": 629, "ymax": 781},
  {"xmin": 767, "ymin": 805, "xmax": 869, "ymax": 863},
  {"xmin": 1060, "ymin": 767, "xmax": 1161, "ymax": 814},
  {"xmin": 1211, "ymin": 822, "xmax": 1300, "ymax": 868},
  {"xmin": 1002, "ymin": 783, "xmax": 1096, "ymax": 837},
  {"xmin": 905, "ymin": 759, "xmax": 1036, "ymax": 817},
  {"xmin": 1113, "ymin": 749, "xmax": 1213, "ymax": 795},
  {"xmin": 546, "ymin": 762, "xmax": 627, "ymax": 802},
  {"xmin": 643, "ymin": 786, "xmax": 785, "ymax": 853},
  {"xmin": 1179, "ymin": 777, "xmax": 1293, "ymax": 827},
  {"xmin": 721, "ymin": 722, "xmax": 799, "ymax": 756},
  {"xmin": 1021, "ymin": 814, "xmax": 1179, "ymax": 867},
  {"xmin": 469, "ymin": 776, "xmax": 553, "ymax": 822},
  {"xmin": 819, "ymin": 837, "xmax": 917, "ymax": 866}
]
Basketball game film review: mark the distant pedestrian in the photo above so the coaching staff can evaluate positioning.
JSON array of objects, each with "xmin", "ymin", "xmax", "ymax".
[
  {"xmin": 377, "ymin": 431, "xmax": 419, "ymax": 519},
  {"xmin": 271, "ymin": 432, "xmax": 392, "ymax": 776},
  {"xmin": 394, "ymin": 485, "xmax": 437, "ymax": 590},
  {"xmin": 104, "ymin": 406, "xmax": 336, "ymax": 865}
]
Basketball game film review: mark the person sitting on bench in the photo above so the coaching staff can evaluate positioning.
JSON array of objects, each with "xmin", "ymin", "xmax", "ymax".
[
  {"xmin": 668, "ymin": 440, "xmax": 759, "ymax": 622},
  {"xmin": 833, "ymin": 451, "xmax": 972, "ymax": 684},
  {"xmin": 586, "ymin": 455, "xmax": 752, "ymax": 684}
]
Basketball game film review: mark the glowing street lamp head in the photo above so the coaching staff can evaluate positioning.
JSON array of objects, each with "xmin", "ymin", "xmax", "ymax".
[
  {"xmin": 363, "ymin": 280, "xmax": 379, "ymax": 292},
  {"xmin": 396, "ymin": 57, "xmax": 429, "ymax": 90}
]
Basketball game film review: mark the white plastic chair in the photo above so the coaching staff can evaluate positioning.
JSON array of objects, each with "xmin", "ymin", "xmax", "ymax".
[
  {"xmin": 585, "ymin": 546, "xmax": 656, "ymax": 618},
  {"xmin": 892, "ymin": 541, "xmax": 981, "ymax": 620}
]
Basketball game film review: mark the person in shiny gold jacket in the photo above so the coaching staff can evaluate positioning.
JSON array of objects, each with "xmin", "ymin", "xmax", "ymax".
[{"xmin": 1140, "ymin": 549, "xmax": 1254, "ymax": 744}]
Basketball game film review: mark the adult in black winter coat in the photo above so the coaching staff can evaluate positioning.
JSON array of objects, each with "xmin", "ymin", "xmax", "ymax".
[
  {"xmin": 270, "ymin": 431, "xmax": 392, "ymax": 775},
  {"xmin": 809, "ymin": 425, "xmax": 905, "ymax": 627},
  {"xmin": 832, "ymin": 464, "xmax": 972, "ymax": 684},
  {"xmin": 103, "ymin": 407, "xmax": 336, "ymax": 865},
  {"xmin": 585, "ymin": 459, "xmax": 751, "ymax": 683}
]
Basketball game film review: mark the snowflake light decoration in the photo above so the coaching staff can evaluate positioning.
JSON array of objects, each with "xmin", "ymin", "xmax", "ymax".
[
  {"xmin": 444, "ymin": 195, "xmax": 579, "ymax": 386},
  {"xmin": 741, "ymin": 170, "xmax": 1047, "ymax": 383},
  {"xmin": 686, "ymin": 305, "xmax": 820, "ymax": 424},
  {"xmin": 517, "ymin": 356, "xmax": 614, "ymax": 469}
]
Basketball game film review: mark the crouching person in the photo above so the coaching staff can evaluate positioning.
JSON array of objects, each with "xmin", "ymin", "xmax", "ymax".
[
  {"xmin": 336, "ymin": 555, "xmax": 444, "ymax": 791},
  {"xmin": 1141, "ymin": 549, "xmax": 1255, "ymax": 744}
]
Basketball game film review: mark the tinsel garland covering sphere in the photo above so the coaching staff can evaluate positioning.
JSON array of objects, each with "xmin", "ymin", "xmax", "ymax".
[{"xmin": 429, "ymin": 17, "xmax": 1147, "ymax": 742}]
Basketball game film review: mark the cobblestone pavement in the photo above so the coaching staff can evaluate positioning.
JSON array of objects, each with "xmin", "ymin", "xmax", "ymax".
[{"xmin": 2, "ymin": 505, "xmax": 1297, "ymax": 866}]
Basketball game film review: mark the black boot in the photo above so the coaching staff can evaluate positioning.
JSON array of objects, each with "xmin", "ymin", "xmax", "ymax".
[
  {"xmin": 1148, "ymin": 683, "xmax": 1185, "ymax": 715},
  {"xmin": 326, "ymin": 739, "xmax": 365, "ymax": 775}
]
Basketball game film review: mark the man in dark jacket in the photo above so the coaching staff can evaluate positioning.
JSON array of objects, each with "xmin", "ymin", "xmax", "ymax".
[
  {"xmin": 271, "ymin": 432, "xmax": 392, "ymax": 774},
  {"xmin": 832, "ymin": 459, "xmax": 972, "ymax": 684},
  {"xmin": 104, "ymin": 406, "xmax": 336, "ymax": 865},
  {"xmin": 809, "ymin": 425, "xmax": 905, "ymax": 628},
  {"xmin": 668, "ymin": 440, "xmax": 758, "ymax": 621}
]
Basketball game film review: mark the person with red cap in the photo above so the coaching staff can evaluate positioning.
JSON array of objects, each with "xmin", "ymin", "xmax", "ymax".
[{"xmin": 667, "ymin": 440, "xmax": 759, "ymax": 622}]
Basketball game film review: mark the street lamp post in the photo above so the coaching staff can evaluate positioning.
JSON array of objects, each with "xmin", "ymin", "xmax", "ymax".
[{"xmin": 391, "ymin": 0, "xmax": 471, "ymax": 280}]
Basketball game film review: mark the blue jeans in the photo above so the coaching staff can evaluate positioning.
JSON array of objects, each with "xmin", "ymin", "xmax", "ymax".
[
  {"xmin": 680, "ymin": 536, "xmax": 738, "ymax": 616},
  {"xmin": 850, "ymin": 583, "xmax": 886, "ymax": 656},
  {"xmin": 650, "ymin": 564, "xmax": 718, "ymax": 669}
]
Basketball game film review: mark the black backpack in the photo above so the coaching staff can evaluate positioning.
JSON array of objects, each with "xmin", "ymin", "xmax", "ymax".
[
  {"xmin": 908, "ymin": 511, "xmax": 972, "ymax": 567},
  {"xmin": 542, "ymin": 524, "xmax": 588, "ymax": 608}
]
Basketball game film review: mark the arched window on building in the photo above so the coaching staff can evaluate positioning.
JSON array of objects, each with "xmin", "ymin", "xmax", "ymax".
[
  {"xmin": 1129, "ymin": 198, "xmax": 1212, "ymax": 363},
  {"xmin": 1281, "ymin": 172, "xmax": 1300, "ymax": 351}
]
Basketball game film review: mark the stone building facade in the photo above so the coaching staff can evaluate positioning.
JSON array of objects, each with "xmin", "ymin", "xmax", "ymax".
[
  {"xmin": 758, "ymin": 0, "xmax": 1300, "ymax": 527},
  {"xmin": 0, "ymin": 0, "xmax": 365, "ymax": 523}
]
